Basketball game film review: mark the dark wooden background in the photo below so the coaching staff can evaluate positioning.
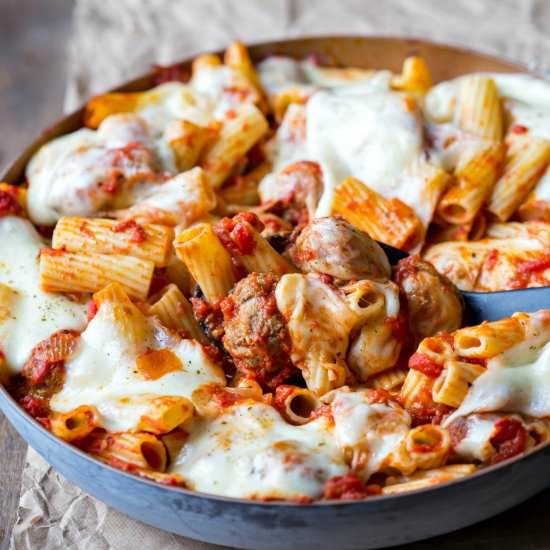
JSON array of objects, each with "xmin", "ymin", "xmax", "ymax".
[{"xmin": 1, "ymin": 0, "xmax": 550, "ymax": 548}]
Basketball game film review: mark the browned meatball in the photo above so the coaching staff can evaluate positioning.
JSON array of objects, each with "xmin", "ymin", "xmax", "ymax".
[
  {"xmin": 290, "ymin": 216, "xmax": 391, "ymax": 282},
  {"xmin": 394, "ymin": 255, "xmax": 463, "ymax": 342},
  {"xmin": 220, "ymin": 272, "xmax": 294, "ymax": 389}
]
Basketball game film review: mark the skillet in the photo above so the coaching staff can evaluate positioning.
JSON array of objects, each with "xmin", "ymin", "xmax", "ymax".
[{"xmin": 1, "ymin": 36, "xmax": 550, "ymax": 550}]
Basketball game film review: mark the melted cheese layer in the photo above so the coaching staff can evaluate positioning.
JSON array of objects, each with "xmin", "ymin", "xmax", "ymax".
[
  {"xmin": 329, "ymin": 389, "xmax": 411, "ymax": 478},
  {"xmin": 51, "ymin": 301, "xmax": 225, "ymax": 432},
  {"xmin": 0, "ymin": 217, "xmax": 86, "ymax": 372},
  {"xmin": 446, "ymin": 311, "xmax": 550, "ymax": 423},
  {"xmin": 171, "ymin": 402, "xmax": 346, "ymax": 499}
]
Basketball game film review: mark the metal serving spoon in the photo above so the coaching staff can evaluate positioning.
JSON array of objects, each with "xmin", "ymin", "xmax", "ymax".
[{"xmin": 378, "ymin": 242, "xmax": 550, "ymax": 324}]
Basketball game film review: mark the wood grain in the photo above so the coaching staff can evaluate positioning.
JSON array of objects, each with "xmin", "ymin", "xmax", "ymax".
[{"xmin": 0, "ymin": 1, "xmax": 73, "ymax": 548}]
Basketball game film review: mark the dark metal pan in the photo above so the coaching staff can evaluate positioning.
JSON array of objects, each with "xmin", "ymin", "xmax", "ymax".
[{"xmin": 1, "ymin": 36, "xmax": 548, "ymax": 550}]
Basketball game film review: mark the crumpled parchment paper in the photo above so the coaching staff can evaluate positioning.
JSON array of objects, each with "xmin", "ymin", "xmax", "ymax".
[{"xmin": 11, "ymin": 0, "xmax": 550, "ymax": 548}]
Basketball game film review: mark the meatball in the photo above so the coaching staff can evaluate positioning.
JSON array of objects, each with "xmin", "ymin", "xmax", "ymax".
[
  {"xmin": 394, "ymin": 255, "xmax": 463, "ymax": 342},
  {"xmin": 290, "ymin": 216, "xmax": 391, "ymax": 282},
  {"xmin": 221, "ymin": 272, "xmax": 294, "ymax": 388}
]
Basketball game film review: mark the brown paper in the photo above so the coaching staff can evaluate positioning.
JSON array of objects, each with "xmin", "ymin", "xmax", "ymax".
[{"xmin": 10, "ymin": 0, "xmax": 550, "ymax": 548}]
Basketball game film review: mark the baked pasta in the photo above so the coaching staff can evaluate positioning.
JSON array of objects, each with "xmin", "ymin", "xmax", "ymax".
[{"xmin": 2, "ymin": 42, "xmax": 550, "ymax": 501}]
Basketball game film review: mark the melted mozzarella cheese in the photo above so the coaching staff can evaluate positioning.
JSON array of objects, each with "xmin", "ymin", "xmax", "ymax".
[
  {"xmin": 135, "ymin": 82, "xmax": 213, "ymax": 134},
  {"xmin": 446, "ymin": 311, "xmax": 550, "ymax": 423},
  {"xmin": 257, "ymin": 57, "xmax": 307, "ymax": 96},
  {"xmin": 329, "ymin": 389, "xmax": 411, "ymax": 478},
  {"xmin": 26, "ymin": 129, "xmax": 99, "ymax": 224},
  {"xmin": 452, "ymin": 414, "xmax": 498, "ymax": 462},
  {"xmin": 258, "ymin": 58, "xmax": 425, "ymax": 221},
  {"xmin": 171, "ymin": 402, "xmax": 346, "ymax": 499},
  {"xmin": 0, "ymin": 217, "xmax": 86, "ymax": 372},
  {"xmin": 306, "ymin": 86, "xmax": 423, "ymax": 217},
  {"xmin": 26, "ymin": 120, "xmax": 159, "ymax": 225},
  {"xmin": 275, "ymin": 273, "xmax": 359, "ymax": 378},
  {"xmin": 51, "ymin": 301, "xmax": 225, "ymax": 432},
  {"xmin": 425, "ymin": 73, "xmax": 550, "ymax": 137},
  {"xmin": 423, "ymin": 237, "xmax": 547, "ymax": 291},
  {"xmin": 256, "ymin": 56, "xmax": 391, "ymax": 95},
  {"xmin": 26, "ymin": 83, "xmax": 215, "ymax": 225}
]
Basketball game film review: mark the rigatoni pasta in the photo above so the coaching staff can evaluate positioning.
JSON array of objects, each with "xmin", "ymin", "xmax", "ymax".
[
  {"xmin": 487, "ymin": 135, "xmax": 550, "ymax": 221},
  {"xmin": 200, "ymin": 103, "xmax": 269, "ymax": 188},
  {"xmin": 174, "ymin": 222, "xmax": 236, "ymax": 302},
  {"xmin": 40, "ymin": 249, "xmax": 154, "ymax": 301},
  {"xmin": 333, "ymin": 177, "xmax": 422, "ymax": 251},
  {"xmin": 52, "ymin": 216, "xmax": 173, "ymax": 267}
]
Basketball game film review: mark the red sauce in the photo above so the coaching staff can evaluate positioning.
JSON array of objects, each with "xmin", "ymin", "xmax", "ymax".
[
  {"xmin": 405, "ymin": 401, "xmax": 452, "ymax": 427},
  {"xmin": 489, "ymin": 418, "xmax": 528, "ymax": 464},
  {"xmin": 385, "ymin": 312, "xmax": 408, "ymax": 343},
  {"xmin": 0, "ymin": 190, "xmax": 23, "ymax": 217},
  {"xmin": 485, "ymin": 249, "xmax": 499, "ymax": 271},
  {"xmin": 408, "ymin": 352, "xmax": 443, "ymax": 378},
  {"xmin": 323, "ymin": 474, "xmax": 381, "ymax": 500},
  {"xmin": 448, "ymin": 417, "xmax": 468, "ymax": 449},
  {"xmin": 393, "ymin": 255, "xmax": 420, "ymax": 285},
  {"xmin": 458, "ymin": 356, "xmax": 486, "ymax": 367},
  {"xmin": 212, "ymin": 387, "xmax": 242, "ymax": 408},
  {"xmin": 101, "ymin": 171, "xmax": 124, "ymax": 194},
  {"xmin": 87, "ymin": 299, "xmax": 98, "ymax": 322},
  {"xmin": 510, "ymin": 123, "xmax": 529, "ymax": 134},
  {"xmin": 366, "ymin": 388, "xmax": 392, "ymax": 405},
  {"xmin": 78, "ymin": 220, "xmax": 94, "ymax": 238},
  {"xmin": 309, "ymin": 404, "xmax": 333, "ymax": 422},
  {"xmin": 219, "ymin": 295, "xmax": 236, "ymax": 320},
  {"xmin": 273, "ymin": 385, "xmax": 296, "ymax": 414},
  {"xmin": 21, "ymin": 329, "xmax": 80, "ymax": 385},
  {"xmin": 19, "ymin": 395, "xmax": 49, "ymax": 419},
  {"xmin": 440, "ymin": 331, "xmax": 455, "ymax": 347},
  {"xmin": 231, "ymin": 223, "xmax": 256, "ymax": 255},
  {"xmin": 40, "ymin": 247, "xmax": 64, "ymax": 257},
  {"xmin": 318, "ymin": 273, "xmax": 334, "ymax": 286},
  {"xmin": 191, "ymin": 297, "xmax": 211, "ymax": 319},
  {"xmin": 510, "ymin": 253, "xmax": 550, "ymax": 289},
  {"xmin": 517, "ymin": 255, "xmax": 550, "ymax": 276},
  {"xmin": 214, "ymin": 212, "xmax": 265, "ymax": 256},
  {"xmin": 113, "ymin": 219, "xmax": 147, "ymax": 243}
]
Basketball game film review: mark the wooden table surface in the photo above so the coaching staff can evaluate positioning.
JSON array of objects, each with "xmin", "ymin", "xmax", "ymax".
[{"xmin": 1, "ymin": 1, "xmax": 550, "ymax": 548}]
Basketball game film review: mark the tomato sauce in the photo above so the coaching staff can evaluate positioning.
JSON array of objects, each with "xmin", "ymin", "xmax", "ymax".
[
  {"xmin": 323, "ymin": 474, "xmax": 381, "ymax": 500},
  {"xmin": 214, "ymin": 212, "xmax": 264, "ymax": 256},
  {"xmin": 0, "ymin": 190, "xmax": 23, "ymax": 217},
  {"xmin": 408, "ymin": 352, "xmax": 444, "ymax": 378},
  {"xmin": 113, "ymin": 219, "xmax": 147, "ymax": 243},
  {"xmin": 489, "ymin": 418, "xmax": 528, "ymax": 464}
]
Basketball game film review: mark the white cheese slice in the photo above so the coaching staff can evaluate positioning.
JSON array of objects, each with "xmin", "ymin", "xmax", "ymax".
[
  {"xmin": 306, "ymin": 86, "xmax": 424, "ymax": 217},
  {"xmin": 0, "ymin": 217, "xmax": 86, "ymax": 372},
  {"xmin": 329, "ymin": 389, "xmax": 411, "ymax": 478},
  {"xmin": 50, "ymin": 301, "xmax": 225, "ymax": 432},
  {"xmin": 445, "ymin": 311, "xmax": 550, "ymax": 423},
  {"xmin": 171, "ymin": 401, "xmax": 346, "ymax": 500}
]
